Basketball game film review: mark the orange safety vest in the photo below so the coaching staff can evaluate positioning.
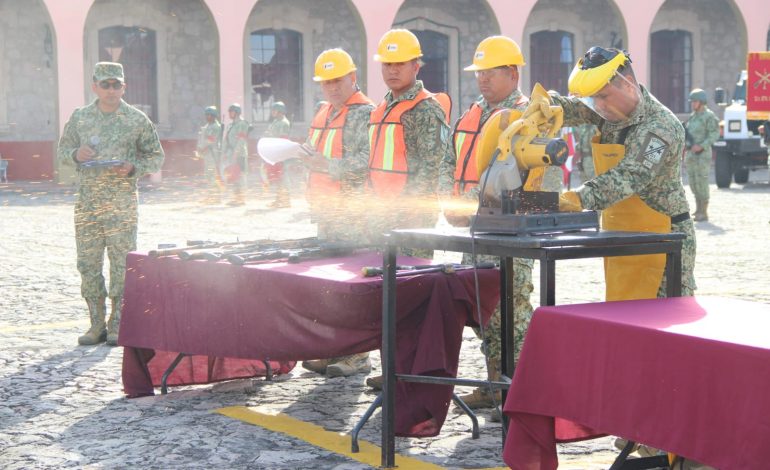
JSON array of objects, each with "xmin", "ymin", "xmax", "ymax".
[
  {"xmin": 368, "ymin": 89, "xmax": 450, "ymax": 196},
  {"xmin": 451, "ymin": 96, "xmax": 528, "ymax": 195},
  {"xmin": 306, "ymin": 91, "xmax": 373, "ymax": 200}
]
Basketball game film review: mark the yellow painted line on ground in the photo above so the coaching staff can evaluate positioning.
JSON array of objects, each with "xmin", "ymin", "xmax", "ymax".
[
  {"xmin": 0, "ymin": 319, "xmax": 87, "ymax": 333},
  {"xmin": 217, "ymin": 406, "xmax": 451, "ymax": 469}
]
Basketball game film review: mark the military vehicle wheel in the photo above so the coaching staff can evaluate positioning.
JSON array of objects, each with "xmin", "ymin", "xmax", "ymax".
[
  {"xmin": 733, "ymin": 168, "xmax": 749, "ymax": 184},
  {"xmin": 715, "ymin": 151, "xmax": 732, "ymax": 188}
]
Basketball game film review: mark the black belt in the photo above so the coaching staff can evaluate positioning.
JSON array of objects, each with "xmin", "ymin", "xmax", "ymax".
[{"xmin": 671, "ymin": 212, "xmax": 690, "ymax": 224}]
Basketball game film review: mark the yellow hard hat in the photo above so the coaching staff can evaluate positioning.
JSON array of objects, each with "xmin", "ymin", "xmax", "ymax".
[
  {"xmin": 373, "ymin": 29, "xmax": 422, "ymax": 63},
  {"xmin": 313, "ymin": 48, "xmax": 357, "ymax": 82},
  {"xmin": 464, "ymin": 36, "xmax": 525, "ymax": 71},
  {"xmin": 568, "ymin": 47, "xmax": 630, "ymax": 97}
]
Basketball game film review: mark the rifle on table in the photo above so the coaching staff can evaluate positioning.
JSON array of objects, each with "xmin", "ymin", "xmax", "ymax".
[
  {"xmin": 196, "ymin": 236, "xmax": 321, "ymax": 261},
  {"xmin": 361, "ymin": 261, "xmax": 496, "ymax": 277},
  {"xmin": 148, "ymin": 237, "xmax": 319, "ymax": 260},
  {"xmin": 227, "ymin": 242, "xmax": 365, "ymax": 265}
]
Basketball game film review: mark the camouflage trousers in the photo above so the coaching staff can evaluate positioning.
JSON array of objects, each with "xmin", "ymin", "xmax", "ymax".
[
  {"xmin": 74, "ymin": 195, "xmax": 137, "ymax": 302},
  {"xmin": 685, "ymin": 151, "xmax": 710, "ymax": 202},
  {"xmin": 580, "ymin": 155, "xmax": 595, "ymax": 182},
  {"xmin": 658, "ymin": 218, "xmax": 697, "ymax": 296},
  {"xmin": 202, "ymin": 151, "xmax": 221, "ymax": 193},
  {"xmin": 461, "ymin": 252, "xmax": 534, "ymax": 363}
]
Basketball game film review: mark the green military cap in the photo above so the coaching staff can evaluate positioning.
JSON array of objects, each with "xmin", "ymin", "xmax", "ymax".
[
  {"xmin": 204, "ymin": 106, "xmax": 218, "ymax": 116},
  {"xmin": 93, "ymin": 62, "xmax": 125, "ymax": 82},
  {"xmin": 272, "ymin": 101, "xmax": 286, "ymax": 113},
  {"xmin": 229, "ymin": 103, "xmax": 242, "ymax": 113}
]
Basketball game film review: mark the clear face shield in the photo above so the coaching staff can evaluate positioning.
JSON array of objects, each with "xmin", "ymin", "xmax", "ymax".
[{"xmin": 577, "ymin": 71, "xmax": 642, "ymax": 123}]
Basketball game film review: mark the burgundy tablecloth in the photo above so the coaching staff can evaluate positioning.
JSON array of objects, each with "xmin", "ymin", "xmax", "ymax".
[
  {"xmin": 120, "ymin": 251, "xmax": 499, "ymax": 436},
  {"xmin": 502, "ymin": 296, "xmax": 770, "ymax": 470}
]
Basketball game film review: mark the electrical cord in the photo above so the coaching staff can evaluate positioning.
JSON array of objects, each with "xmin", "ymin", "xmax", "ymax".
[{"xmin": 467, "ymin": 148, "xmax": 508, "ymax": 434}]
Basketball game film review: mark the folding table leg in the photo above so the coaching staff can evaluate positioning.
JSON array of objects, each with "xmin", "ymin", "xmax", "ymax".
[
  {"xmin": 451, "ymin": 394, "xmax": 479, "ymax": 439},
  {"xmin": 350, "ymin": 394, "xmax": 383, "ymax": 453},
  {"xmin": 160, "ymin": 353, "xmax": 187, "ymax": 395}
]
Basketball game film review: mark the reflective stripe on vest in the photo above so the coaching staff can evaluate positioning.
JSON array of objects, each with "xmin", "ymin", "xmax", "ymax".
[
  {"xmin": 306, "ymin": 91, "xmax": 373, "ymax": 202},
  {"xmin": 453, "ymin": 103, "xmax": 485, "ymax": 194},
  {"xmin": 368, "ymin": 88, "xmax": 449, "ymax": 195}
]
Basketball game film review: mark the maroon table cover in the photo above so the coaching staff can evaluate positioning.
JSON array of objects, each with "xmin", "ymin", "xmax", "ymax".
[
  {"xmin": 503, "ymin": 296, "xmax": 770, "ymax": 470},
  {"xmin": 120, "ymin": 251, "xmax": 499, "ymax": 437}
]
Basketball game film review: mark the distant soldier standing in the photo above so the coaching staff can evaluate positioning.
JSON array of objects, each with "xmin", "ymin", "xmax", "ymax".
[
  {"xmin": 684, "ymin": 88, "xmax": 719, "ymax": 222},
  {"xmin": 223, "ymin": 103, "xmax": 250, "ymax": 206},
  {"xmin": 196, "ymin": 106, "xmax": 222, "ymax": 204},
  {"xmin": 57, "ymin": 62, "xmax": 164, "ymax": 346},
  {"xmin": 265, "ymin": 102, "xmax": 292, "ymax": 208},
  {"xmin": 573, "ymin": 123, "xmax": 598, "ymax": 182}
]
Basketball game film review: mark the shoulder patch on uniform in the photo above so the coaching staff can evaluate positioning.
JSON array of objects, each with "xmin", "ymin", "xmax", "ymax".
[{"xmin": 635, "ymin": 133, "xmax": 668, "ymax": 171}]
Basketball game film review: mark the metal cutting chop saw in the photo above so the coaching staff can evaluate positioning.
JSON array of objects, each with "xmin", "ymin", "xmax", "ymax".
[{"xmin": 471, "ymin": 84, "xmax": 599, "ymax": 235}]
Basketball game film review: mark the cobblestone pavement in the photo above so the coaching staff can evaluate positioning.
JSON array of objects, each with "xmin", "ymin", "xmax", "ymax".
[{"xmin": 1, "ymin": 170, "xmax": 768, "ymax": 470}]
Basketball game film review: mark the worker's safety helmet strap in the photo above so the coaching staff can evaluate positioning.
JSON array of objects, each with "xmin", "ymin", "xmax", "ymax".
[
  {"xmin": 314, "ymin": 48, "xmax": 357, "ymax": 82},
  {"xmin": 568, "ymin": 47, "xmax": 630, "ymax": 98},
  {"xmin": 374, "ymin": 29, "xmax": 422, "ymax": 63},
  {"xmin": 465, "ymin": 36, "xmax": 525, "ymax": 71}
]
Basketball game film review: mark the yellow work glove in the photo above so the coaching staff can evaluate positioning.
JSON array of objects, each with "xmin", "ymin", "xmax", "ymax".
[{"xmin": 559, "ymin": 191, "xmax": 583, "ymax": 212}]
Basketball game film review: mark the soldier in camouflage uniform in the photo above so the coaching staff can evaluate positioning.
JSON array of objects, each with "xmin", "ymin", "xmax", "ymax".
[
  {"xmin": 573, "ymin": 123, "xmax": 598, "ymax": 182},
  {"xmin": 438, "ymin": 36, "xmax": 562, "ymax": 410},
  {"xmin": 556, "ymin": 47, "xmax": 696, "ymax": 297},
  {"xmin": 196, "ymin": 106, "xmax": 222, "ymax": 204},
  {"xmin": 365, "ymin": 29, "xmax": 451, "ymax": 390},
  {"xmin": 57, "ymin": 62, "xmax": 164, "ymax": 346},
  {"xmin": 684, "ymin": 89, "xmax": 719, "ymax": 222},
  {"xmin": 265, "ymin": 102, "xmax": 292, "ymax": 208},
  {"xmin": 222, "ymin": 103, "xmax": 251, "ymax": 206},
  {"xmin": 300, "ymin": 48, "xmax": 375, "ymax": 378}
]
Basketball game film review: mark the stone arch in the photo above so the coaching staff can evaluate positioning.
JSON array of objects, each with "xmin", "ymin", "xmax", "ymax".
[
  {"xmin": 245, "ymin": 0, "xmax": 366, "ymax": 128},
  {"xmin": 84, "ymin": 0, "xmax": 218, "ymax": 138},
  {"xmin": 0, "ymin": 0, "xmax": 57, "ymax": 142},
  {"xmin": 651, "ymin": 0, "xmax": 746, "ymax": 113},
  {"xmin": 523, "ymin": 0, "xmax": 627, "ymax": 95},
  {"xmin": 394, "ymin": 0, "xmax": 499, "ymax": 119}
]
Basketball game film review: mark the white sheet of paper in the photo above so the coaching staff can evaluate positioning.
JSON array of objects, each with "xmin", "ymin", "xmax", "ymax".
[{"xmin": 257, "ymin": 137, "xmax": 307, "ymax": 165}]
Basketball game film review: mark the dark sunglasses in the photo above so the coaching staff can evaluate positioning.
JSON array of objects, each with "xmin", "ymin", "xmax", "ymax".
[
  {"xmin": 98, "ymin": 80, "xmax": 124, "ymax": 90},
  {"xmin": 580, "ymin": 47, "xmax": 630, "ymax": 70}
]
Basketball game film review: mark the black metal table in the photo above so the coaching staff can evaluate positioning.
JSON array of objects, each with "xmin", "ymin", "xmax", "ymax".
[{"xmin": 377, "ymin": 227, "xmax": 685, "ymax": 468}]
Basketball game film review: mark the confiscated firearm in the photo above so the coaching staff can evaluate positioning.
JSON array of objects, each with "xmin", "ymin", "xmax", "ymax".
[
  {"xmin": 148, "ymin": 237, "xmax": 319, "ymax": 260},
  {"xmin": 361, "ymin": 261, "xmax": 496, "ymax": 277},
  {"xmin": 191, "ymin": 237, "xmax": 320, "ymax": 261},
  {"xmin": 227, "ymin": 241, "xmax": 365, "ymax": 265}
]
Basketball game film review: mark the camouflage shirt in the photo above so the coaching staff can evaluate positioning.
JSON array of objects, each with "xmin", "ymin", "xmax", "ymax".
[
  {"xmin": 382, "ymin": 80, "xmax": 450, "ymax": 196},
  {"xmin": 196, "ymin": 120, "xmax": 221, "ymax": 159},
  {"xmin": 264, "ymin": 116, "xmax": 290, "ymax": 138},
  {"xmin": 57, "ymin": 98, "xmax": 164, "ymax": 193},
  {"xmin": 685, "ymin": 106, "xmax": 719, "ymax": 157},
  {"xmin": 316, "ymin": 100, "xmax": 374, "ymax": 190},
  {"xmin": 438, "ymin": 89, "xmax": 528, "ymax": 198},
  {"xmin": 224, "ymin": 118, "xmax": 251, "ymax": 160},
  {"xmin": 551, "ymin": 85, "xmax": 689, "ymax": 217}
]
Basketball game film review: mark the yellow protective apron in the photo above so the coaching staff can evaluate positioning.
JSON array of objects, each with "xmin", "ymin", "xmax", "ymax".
[{"xmin": 592, "ymin": 138, "xmax": 670, "ymax": 301}]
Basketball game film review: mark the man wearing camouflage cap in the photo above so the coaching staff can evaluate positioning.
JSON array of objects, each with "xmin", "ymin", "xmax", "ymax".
[
  {"xmin": 57, "ymin": 61, "xmax": 164, "ymax": 346},
  {"xmin": 196, "ymin": 106, "xmax": 222, "ymax": 204},
  {"xmin": 684, "ymin": 88, "xmax": 719, "ymax": 222},
  {"xmin": 553, "ymin": 47, "xmax": 696, "ymax": 299},
  {"xmin": 265, "ymin": 101, "xmax": 292, "ymax": 208}
]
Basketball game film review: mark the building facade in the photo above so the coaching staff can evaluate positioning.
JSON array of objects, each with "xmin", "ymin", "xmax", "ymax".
[{"xmin": 0, "ymin": 0, "xmax": 768, "ymax": 181}]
